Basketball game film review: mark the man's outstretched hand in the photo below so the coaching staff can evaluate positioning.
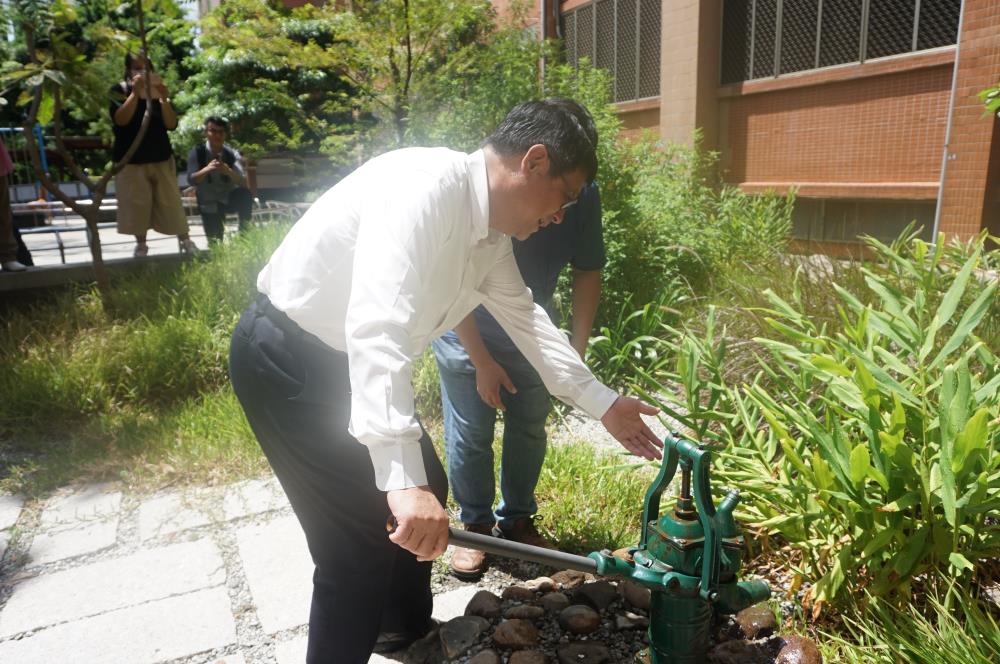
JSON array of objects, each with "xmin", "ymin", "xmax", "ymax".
[
  {"xmin": 600, "ymin": 396, "xmax": 663, "ymax": 461},
  {"xmin": 386, "ymin": 485, "xmax": 449, "ymax": 561}
]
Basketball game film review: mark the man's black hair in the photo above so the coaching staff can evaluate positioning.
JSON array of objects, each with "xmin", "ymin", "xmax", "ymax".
[
  {"xmin": 204, "ymin": 116, "xmax": 229, "ymax": 131},
  {"xmin": 485, "ymin": 98, "xmax": 598, "ymax": 182}
]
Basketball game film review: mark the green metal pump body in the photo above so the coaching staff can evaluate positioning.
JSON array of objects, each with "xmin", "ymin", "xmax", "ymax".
[{"xmin": 586, "ymin": 435, "xmax": 771, "ymax": 663}]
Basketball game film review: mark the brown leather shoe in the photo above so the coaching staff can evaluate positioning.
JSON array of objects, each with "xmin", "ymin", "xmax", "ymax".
[
  {"xmin": 494, "ymin": 517, "xmax": 554, "ymax": 549},
  {"xmin": 449, "ymin": 522, "xmax": 494, "ymax": 579}
]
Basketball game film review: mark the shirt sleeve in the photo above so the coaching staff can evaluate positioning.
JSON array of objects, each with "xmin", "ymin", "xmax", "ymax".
[
  {"xmin": 479, "ymin": 243, "xmax": 618, "ymax": 419},
  {"xmin": 344, "ymin": 176, "xmax": 453, "ymax": 492},
  {"xmin": 108, "ymin": 84, "xmax": 124, "ymax": 122},
  {"xmin": 570, "ymin": 183, "xmax": 606, "ymax": 272},
  {"xmin": 231, "ymin": 148, "xmax": 246, "ymax": 179},
  {"xmin": 186, "ymin": 148, "xmax": 199, "ymax": 183}
]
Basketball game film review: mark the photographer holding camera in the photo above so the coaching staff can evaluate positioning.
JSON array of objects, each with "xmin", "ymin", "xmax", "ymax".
[{"xmin": 110, "ymin": 52, "xmax": 194, "ymax": 257}]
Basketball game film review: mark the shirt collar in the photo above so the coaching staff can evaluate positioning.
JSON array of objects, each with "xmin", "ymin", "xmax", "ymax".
[{"xmin": 467, "ymin": 149, "xmax": 490, "ymax": 242}]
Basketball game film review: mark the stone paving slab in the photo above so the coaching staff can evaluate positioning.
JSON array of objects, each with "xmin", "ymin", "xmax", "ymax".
[
  {"xmin": 273, "ymin": 635, "xmax": 397, "ymax": 664},
  {"xmin": 0, "ymin": 493, "xmax": 24, "ymax": 530},
  {"xmin": 223, "ymin": 477, "xmax": 289, "ymax": 521},
  {"xmin": 0, "ymin": 538, "xmax": 225, "ymax": 637},
  {"xmin": 0, "ymin": 587, "xmax": 236, "ymax": 664},
  {"xmin": 236, "ymin": 514, "xmax": 313, "ymax": 634},
  {"xmin": 27, "ymin": 518, "xmax": 118, "ymax": 567},
  {"xmin": 432, "ymin": 585, "xmax": 482, "ymax": 622},
  {"xmin": 138, "ymin": 489, "xmax": 216, "ymax": 540},
  {"xmin": 39, "ymin": 483, "xmax": 122, "ymax": 529}
]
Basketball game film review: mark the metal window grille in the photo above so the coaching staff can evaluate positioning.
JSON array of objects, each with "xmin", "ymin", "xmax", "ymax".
[
  {"xmin": 721, "ymin": 0, "xmax": 960, "ymax": 84},
  {"xmin": 720, "ymin": 0, "xmax": 753, "ymax": 84},
  {"xmin": 561, "ymin": 0, "xmax": 661, "ymax": 102},
  {"xmin": 752, "ymin": 0, "xmax": 778, "ymax": 80},
  {"xmin": 565, "ymin": 10, "xmax": 577, "ymax": 68},
  {"xmin": 638, "ymin": 0, "xmax": 662, "ymax": 98},
  {"xmin": 819, "ymin": 0, "xmax": 863, "ymax": 68},
  {"xmin": 867, "ymin": 0, "xmax": 916, "ymax": 59},
  {"xmin": 780, "ymin": 0, "xmax": 819, "ymax": 75},
  {"xmin": 917, "ymin": 0, "xmax": 960, "ymax": 50}
]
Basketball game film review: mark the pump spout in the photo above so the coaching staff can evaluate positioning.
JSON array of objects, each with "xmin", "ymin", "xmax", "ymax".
[{"xmin": 714, "ymin": 579, "xmax": 772, "ymax": 615}]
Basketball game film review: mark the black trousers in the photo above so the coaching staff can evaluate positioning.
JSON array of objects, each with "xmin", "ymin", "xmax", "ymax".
[
  {"xmin": 201, "ymin": 187, "xmax": 254, "ymax": 242},
  {"xmin": 229, "ymin": 296, "xmax": 448, "ymax": 663}
]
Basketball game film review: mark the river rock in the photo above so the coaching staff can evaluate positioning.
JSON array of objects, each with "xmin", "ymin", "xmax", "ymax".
[
  {"xmin": 556, "ymin": 642, "xmax": 611, "ymax": 664},
  {"xmin": 707, "ymin": 640, "xmax": 773, "ymax": 664},
  {"xmin": 612, "ymin": 547, "xmax": 635, "ymax": 563},
  {"xmin": 735, "ymin": 603, "xmax": 778, "ymax": 639},
  {"xmin": 776, "ymin": 636, "xmax": 823, "ymax": 664},
  {"xmin": 558, "ymin": 604, "xmax": 601, "ymax": 634},
  {"xmin": 466, "ymin": 590, "xmax": 503, "ymax": 619},
  {"xmin": 505, "ymin": 604, "xmax": 546, "ymax": 620},
  {"xmin": 468, "ymin": 650, "xmax": 501, "ymax": 664},
  {"xmin": 510, "ymin": 650, "xmax": 548, "ymax": 664},
  {"xmin": 539, "ymin": 591, "xmax": 570, "ymax": 612},
  {"xmin": 492, "ymin": 619, "xmax": 540, "ymax": 649},
  {"xmin": 575, "ymin": 580, "xmax": 618, "ymax": 611},
  {"xmin": 502, "ymin": 585, "xmax": 537, "ymax": 602},
  {"xmin": 525, "ymin": 576, "xmax": 555, "ymax": 592},
  {"xmin": 402, "ymin": 626, "xmax": 443, "ymax": 664},
  {"xmin": 618, "ymin": 578, "xmax": 651, "ymax": 610},
  {"xmin": 615, "ymin": 610, "xmax": 649, "ymax": 630},
  {"xmin": 551, "ymin": 569, "xmax": 587, "ymax": 589},
  {"xmin": 439, "ymin": 616, "xmax": 490, "ymax": 659}
]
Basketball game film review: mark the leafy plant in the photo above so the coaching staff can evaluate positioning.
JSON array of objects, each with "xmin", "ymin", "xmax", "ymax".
[
  {"xmin": 586, "ymin": 287, "xmax": 686, "ymax": 392},
  {"xmin": 645, "ymin": 230, "xmax": 1000, "ymax": 611}
]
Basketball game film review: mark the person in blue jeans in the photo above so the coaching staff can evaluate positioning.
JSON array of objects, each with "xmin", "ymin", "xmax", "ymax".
[{"xmin": 433, "ymin": 182, "xmax": 604, "ymax": 578}]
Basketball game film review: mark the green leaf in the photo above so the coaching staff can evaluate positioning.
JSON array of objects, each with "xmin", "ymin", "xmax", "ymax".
[
  {"xmin": 953, "ymin": 407, "xmax": 990, "ymax": 477},
  {"xmin": 892, "ymin": 525, "xmax": 929, "ymax": 577},
  {"xmin": 849, "ymin": 444, "xmax": 871, "ymax": 486},
  {"xmin": 36, "ymin": 90, "xmax": 54, "ymax": 125},
  {"xmin": 878, "ymin": 491, "xmax": 920, "ymax": 513},
  {"xmin": 921, "ymin": 245, "xmax": 980, "ymax": 360},
  {"xmin": 948, "ymin": 552, "xmax": 975, "ymax": 573},
  {"xmin": 861, "ymin": 527, "xmax": 898, "ymax": 558},
  {"xmin": 810, "ymin": 354, "xmax": 852, "ymax": 377},
  {"xmin": 930, "ymin": 282, "xmax": 998, "ymax": 370}
]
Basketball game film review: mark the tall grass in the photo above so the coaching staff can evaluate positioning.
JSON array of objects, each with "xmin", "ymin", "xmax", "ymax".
[{"xmin": 0, "ymin": 224, "xmax": 289, "ymax": 492}]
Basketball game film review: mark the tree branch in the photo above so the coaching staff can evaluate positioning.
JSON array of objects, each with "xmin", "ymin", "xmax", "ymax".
[{"xmin": 51, "ymin": 88, "xmax": 97, "ymax": 191}]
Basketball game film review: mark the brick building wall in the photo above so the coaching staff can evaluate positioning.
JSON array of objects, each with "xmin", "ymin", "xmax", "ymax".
[
  {"xmin": 718, "ymin": 52, "xmax": 953, "ymax": 201},
  {"xmin": 555, "ymin": 0, "xmax": 998, "ymax": 244},
  {"xmin": 936, "ymin": 0, "xmax": 1000, "ymax": 239}
]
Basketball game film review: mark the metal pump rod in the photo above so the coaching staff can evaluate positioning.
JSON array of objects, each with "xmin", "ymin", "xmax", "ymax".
[{"xmin": 448, "ymin": 528, "xmax": 598, "ymax": 574}]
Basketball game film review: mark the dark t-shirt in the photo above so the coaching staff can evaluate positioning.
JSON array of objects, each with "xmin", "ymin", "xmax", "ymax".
[
  {"xmin": 469, "ymin": 182, "xmax": 605, "ymax": 351},
  {"xmin": 108, "ymin": 83, "xmax": 174, "ymax": 164}
]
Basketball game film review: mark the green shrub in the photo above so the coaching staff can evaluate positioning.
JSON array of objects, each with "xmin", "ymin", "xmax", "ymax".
[{"xmin": 645, "ymin": 231, "xmax": 1000, "ymax": 610}]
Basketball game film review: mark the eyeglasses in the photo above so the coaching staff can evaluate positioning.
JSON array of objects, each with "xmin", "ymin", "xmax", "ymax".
[
  {"xmin": 206, "ymin": 127, "xmax": 226, "ymax": 134},
  {"xmin": 558, "ymin": 174, "xmax": 581, "ymax": 211}
]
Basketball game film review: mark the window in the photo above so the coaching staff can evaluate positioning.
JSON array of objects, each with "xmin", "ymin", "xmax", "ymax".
[
  {"xmin": 721, "ymin": 0, "xmax": 961, "ymax": 85},
  {"xmin": 563, "ymin": 0, "xmax": 662, "ymax": 103},
  {"xmin": 792, "ymin": 198, "xmax": 936, "ymax": 242}
]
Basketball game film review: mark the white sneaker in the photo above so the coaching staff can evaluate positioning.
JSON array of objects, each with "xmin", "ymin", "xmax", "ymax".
[
  {"xmin": 179, "ymin": 239, "xmax": 198, "ymax": 254},
  {"xmin": 134, "ymin": 244, "xmax": 149, "ymax": 258},
  {"xmin": 1, "ymin": 260, "xmax": 28, "ymax": 272}
]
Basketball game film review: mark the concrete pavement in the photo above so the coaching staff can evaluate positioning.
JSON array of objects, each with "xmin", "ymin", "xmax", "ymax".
[{"xmin": 0, "ymin": 479, "xmax": 481, "ymax": 664}]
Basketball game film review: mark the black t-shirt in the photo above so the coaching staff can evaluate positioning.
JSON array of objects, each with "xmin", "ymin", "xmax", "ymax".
[{"xmin": 108, "ymin": 83, "xmax": 174, "ymax": 164}]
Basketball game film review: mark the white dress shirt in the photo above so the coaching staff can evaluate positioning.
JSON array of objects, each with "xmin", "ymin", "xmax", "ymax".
[{"xmin": 258, "ymin": 147, "xmax": 618, "ymax": 491}]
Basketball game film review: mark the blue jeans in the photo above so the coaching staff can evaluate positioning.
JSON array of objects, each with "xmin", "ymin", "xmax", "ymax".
[{"xmin": 432, "ymin": 333, "xmax": 551, "ymax": 529}]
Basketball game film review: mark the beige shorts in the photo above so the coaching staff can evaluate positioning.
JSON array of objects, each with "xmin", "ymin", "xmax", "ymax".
[{"xmin": 115, "ymin": 160, "xmax": 189, "ymax": 236}]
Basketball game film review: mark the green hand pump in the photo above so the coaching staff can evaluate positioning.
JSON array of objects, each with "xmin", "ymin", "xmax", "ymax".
[{"xmin": 446, "ymin": 433, "xmax": 771, "ymax": 663}]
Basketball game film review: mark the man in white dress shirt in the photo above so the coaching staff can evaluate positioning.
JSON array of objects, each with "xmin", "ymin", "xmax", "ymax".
[{"xmin": 228, "ymin": 99, "xmax": 662, "ymax": 662}]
